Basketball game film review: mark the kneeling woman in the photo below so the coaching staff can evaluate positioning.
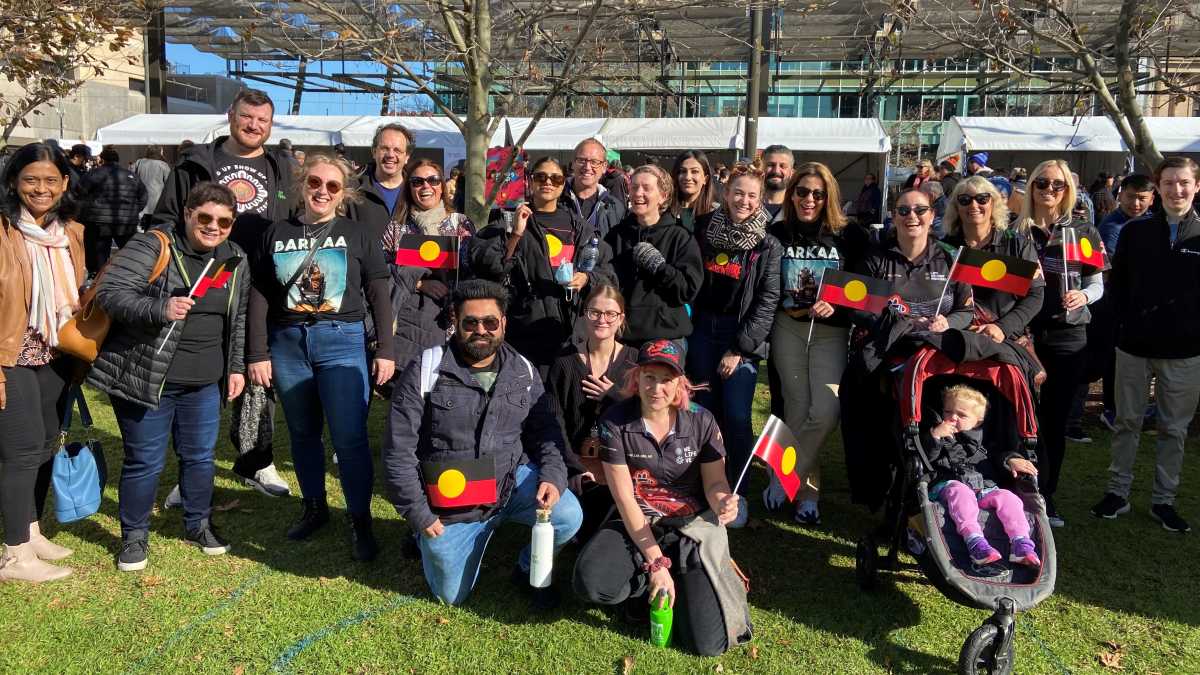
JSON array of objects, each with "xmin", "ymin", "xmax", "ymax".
[
  {"xmin": 573, "ymin": 339, "xmax": 751, "ymax": 656},
  {"xmin": 90, "ymin": 182, "xmax": 249, "ymax": 572}
]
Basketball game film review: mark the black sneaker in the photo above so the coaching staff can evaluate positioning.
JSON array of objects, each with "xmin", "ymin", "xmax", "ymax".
[
  {"xmin": 1091, "ymin": 493, "xmax": 1131, "ymax": 519},
  {"xmin": 287, "ymin": 498, "xmax": 330, "ymax": 541},
  {"xmin": 347, "ymin": 513, "xmax": 379, "ymax": 562},
  {"xmin": 186, "ymin": 519, "xmax": 230, "ymax": 556},
  {"xmin": 1151, "ymin": 504, "xmax": 1191, "ymax": 533},
  {"xmin": 1045, "ymin": 497, "xmax": 1065, "ymax": 528},
  {"xmin": 117, "ymin": 535, "xmax": 149, "ymax": 572},
  {"xmin": 1064, "ymin": 427, "xmax": 1092, "ymax": 443}
]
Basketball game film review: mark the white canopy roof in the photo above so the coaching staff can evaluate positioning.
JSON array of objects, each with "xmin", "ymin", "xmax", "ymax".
[
  {"xmin": 736, "ymin": 116, "xmax": 893, "ymax": 154},
  {"xmin": 937, "ymin": 116, "xmax": 1200, "ymax": 160}
]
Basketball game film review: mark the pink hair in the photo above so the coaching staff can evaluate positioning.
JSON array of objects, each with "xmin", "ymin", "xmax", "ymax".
[{"xmin": 621, "ymin": 364, "xmax": 697, "ymax": 410}]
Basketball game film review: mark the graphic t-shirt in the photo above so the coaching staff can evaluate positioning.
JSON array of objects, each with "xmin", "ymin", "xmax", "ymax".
[
  {"xmin": 775, "ymin": 222, "xmax": 843, "ymax": 313},
  {"xmin": 698, "ymin": 246, "xmax": 750, "ymax": 316},
  {"xmin": 254, "ymin": 216, "xmax": 389, "ymax": 325},
  {"xmin": 598, "ymin": 399, "xmax": 725, "ymax": 518},
  {"xmin": 213, "ymin": 149, "xmax": 273, "ymax": 217},
  {"xmin": 534, "ymin": 208, "xmax": 577, "ymax": 269}
]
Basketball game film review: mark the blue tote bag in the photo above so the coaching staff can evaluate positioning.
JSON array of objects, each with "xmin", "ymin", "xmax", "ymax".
[{"xmin": 52, "ymin": 387, "xmax": 108, "ymax": 523}]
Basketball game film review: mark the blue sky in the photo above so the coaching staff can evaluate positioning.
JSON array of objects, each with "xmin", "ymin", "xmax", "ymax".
[{"xmin": 168, "ymin": 44, "xmax": 432, "ymax": 115}]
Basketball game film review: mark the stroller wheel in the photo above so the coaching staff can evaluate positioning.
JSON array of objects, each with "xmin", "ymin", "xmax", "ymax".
[
  {"xmin": 958, "ymin": 623, "xmax": 1015, "ymax": 675},
  {"xmin": 855, "ymin": 536, "xmax": 879, "ymax": 591}
]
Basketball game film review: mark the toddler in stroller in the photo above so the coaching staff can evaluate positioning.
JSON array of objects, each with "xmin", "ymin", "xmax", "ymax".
[{"xmin": 928, "ymin": 384, "xmax": 1041, "ymax": 568}]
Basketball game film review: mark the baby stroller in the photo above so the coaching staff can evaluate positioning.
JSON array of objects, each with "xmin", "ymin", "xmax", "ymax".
[{"xmin": 854, "ymin": 347, "xmax": 1057, "ymax": 675}]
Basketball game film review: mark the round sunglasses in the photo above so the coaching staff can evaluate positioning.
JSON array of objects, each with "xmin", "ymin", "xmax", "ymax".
[{"xmin": 305, "ymin": 176, "xmax": 343, "ymax": 194}]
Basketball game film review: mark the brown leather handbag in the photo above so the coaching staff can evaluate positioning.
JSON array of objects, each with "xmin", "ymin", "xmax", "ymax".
[{"xmin": 57, "ymin": 230, "xmax": 171, "ymax": 363}]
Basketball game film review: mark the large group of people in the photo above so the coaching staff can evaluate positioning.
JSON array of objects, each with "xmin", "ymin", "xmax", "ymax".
[{"xmin": 1, "ymin": 87, "xmax": 1198, "ymax": 657}]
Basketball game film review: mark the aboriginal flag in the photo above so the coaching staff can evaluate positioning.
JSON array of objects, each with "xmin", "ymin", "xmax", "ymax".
[
  {"xmin": 817, "ymin": 270, "xmax": 893, "ymax": 314},
  {"xmin": 546, "ymin": 233, "xmax": 575, "ymax": 268},
  {"xmin": 421, "ymin": 456, "xmax": 497, "ymax": 509},
  {"xmin": 1062, "ymin": 227, "xmax": 1107, "ymax": 271},
  {"xmin": 396, "ymin": 234, "xmax": 458, "ymax": 269},
  {"xmin": 751, "ymin": 415, "xmax": 804, "ymax": 501},
  {"xmin": 950, "ymin": 248, "xmax": 1037, "ymax": 296},
  {"xmin": 192, "ymin": 256, "xmax": 240, "ymax": 298}
]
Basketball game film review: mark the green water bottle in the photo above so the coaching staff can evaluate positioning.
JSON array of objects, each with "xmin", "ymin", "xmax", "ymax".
[{"xmin": 649, "ymin": 590, "xmax": 673, "ymax": 648}]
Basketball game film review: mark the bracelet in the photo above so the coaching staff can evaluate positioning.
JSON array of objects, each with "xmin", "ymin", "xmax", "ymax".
[{"xmin": 641, "ymin": 556, "xmax": 672, "ymax": 573}]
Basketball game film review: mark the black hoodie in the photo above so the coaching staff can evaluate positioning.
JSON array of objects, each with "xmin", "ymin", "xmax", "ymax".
[
  {"xmin": 151, "ymin": 136, "xmax": 296, "ymax": 255},
  {"xmin": 605, "ymin": 211, "xmax": 703, "ymax": 344}
]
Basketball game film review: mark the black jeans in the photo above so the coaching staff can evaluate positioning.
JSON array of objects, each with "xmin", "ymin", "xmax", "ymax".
[
  {"xmin": 84, "ymin": 229, "xmax": 134, "ymax": 276},
  {"xmin": 1035, "ymin": 336, "xmax": 1088, "ymax": 500},
  {"xmin": 0, "ymin": 359, "xmax": 72, "ymax": 545},
  {"xmin": 573, "ymin": 521, "xmax": 727, "ymax": 656}
]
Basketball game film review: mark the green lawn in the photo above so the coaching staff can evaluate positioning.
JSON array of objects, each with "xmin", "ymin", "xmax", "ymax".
[{"xmin": 2, "ymin": 383, "xmax": 1198, "ymax": 674}]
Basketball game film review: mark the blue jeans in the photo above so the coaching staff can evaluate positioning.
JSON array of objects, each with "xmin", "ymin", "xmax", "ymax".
[
  {"xmin": 418, "ymin": 463, "xmax": 583, "ymax": 605},
  {"xmin": 269, "ymin": 321, "xmax": 373, "ymax": 516},
  {"xmin": 112, "ymin": 383, "xmax": 220, "ymax": 537},
  {"xmin": 686, "ymin": 313, "xmax": 759, "ymax": 494}
]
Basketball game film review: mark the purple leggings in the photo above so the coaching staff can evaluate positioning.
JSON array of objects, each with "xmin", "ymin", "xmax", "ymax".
[{"xmin": 939, "ymin": 481, "xmax": 1030, "ymax": 541}]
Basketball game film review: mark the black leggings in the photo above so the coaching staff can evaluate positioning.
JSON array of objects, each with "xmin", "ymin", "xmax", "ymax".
[
  {"xmin": 0, "ymin": 359, "xmax": 71, "ymax": 546},
  {"xmin": 573, "ymin": 521, "xmax": 728, "ymax": 656},
  {"xmin": 1035, "ymin": 338, "xmax": 1088, "ymax": 500}
]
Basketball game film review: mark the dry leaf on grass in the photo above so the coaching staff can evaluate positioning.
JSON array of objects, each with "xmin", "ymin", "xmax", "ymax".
[
  {"xmin": 1099, "ymin": 641, "xmax": 1125, "ymax": 670},
  {"xmin": 47, "ymin": 598, "xmax": 62, "ymax": 608},
  {"xmin": 213, "ymin": 499, "xmax": 241, "ymax": 512},
  {"xmin": 621, "ymin": 655, "xmax": 635, "ymax": 674},
  {"xmin": 749, "ymin": 645, "xmax": 760, "ymax": 660},
  {"xmin": 435, "ymin": 616, "xmax": 450, "ymax": 625},
  {"xmin": 714, "ymin": 664, "xmax": 724, "ymax": 673},
  {"xmin": 232, "ymin": 665, "xmax": 245, "ymax": 675},
  {"xmin": 140, "ymin": 575, "xmax": 165, "ymax": 588}
]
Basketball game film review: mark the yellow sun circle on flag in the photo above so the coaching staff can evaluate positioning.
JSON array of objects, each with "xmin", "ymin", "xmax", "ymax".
[
  {"xmin": 437, "ymin": 470, "xmax": 467, "ymax": 498},
  {"xmin": 419, "ymin": 240, "xmax": 442, "ymax": 262},
  {"xmin": 981, "ymin": 259, "xmax": 1008, "ymax": 282},
  {"xmin": 844, "ymin": 280, "xmax": 868, "ymax": 302},
  {"xmin": 547, "ymin": 234, "xmax": 563, "ymax": 258},
  {"xmin": 1080, "ymin": 238, "xmax": 1093, "ymax": 258},
  {"xmin": 715, "ymin": 253, "xmax": 730, "ymax": 266},
  {"xmin": 781, "ymin": 446, "xmax": 797, "ymax": 475}
]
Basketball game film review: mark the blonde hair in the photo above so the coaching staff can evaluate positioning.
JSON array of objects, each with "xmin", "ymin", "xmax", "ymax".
[
  {"xmin": 943, "ymin": 384, "xmax": 988, "ymax": 417},
  {"xmin": 1018, "ymin": 159, "xmax": 1076, "ymax": 233},
  {"xmin": 295, "ymin": 152, "xmax": 361, "ymax": 214},
  {"xmin": 943, "ymin": 176, "xmax": 1010, "ymax": 237},
  {"xmin": 631, "ymin": 164, "xmax": 674, "ymax": 213},
  {"xmin": 784, "ymin": 161, "xmax": 847, "ymax": 234}
]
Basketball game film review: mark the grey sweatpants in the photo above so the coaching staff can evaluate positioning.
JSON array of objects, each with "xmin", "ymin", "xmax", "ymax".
[{"xmin": 1107, "ymin": 349, "xmax": 1200, "ymax": 505}]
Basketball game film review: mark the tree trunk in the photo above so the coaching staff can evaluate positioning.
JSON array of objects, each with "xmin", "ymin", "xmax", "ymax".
[
  {"xmin": 462, "ymin": 0, "xmax": 494, "ymax": 228},
  {"xmin": 1115, "ymin": 0, "xmax": 1164, "ymax": 169}
]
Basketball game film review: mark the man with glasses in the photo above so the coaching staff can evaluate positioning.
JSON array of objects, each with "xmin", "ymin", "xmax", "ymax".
[
  {"xmin": 348, "ymin": 123, "xmax": 413, "ymax": 242},
  {"xmin": 152, "ymin": 88, "xmax": 293, "ymax": 501},
  {"xmin": 383, "ymin": 279, "xmax": 582, "ymax": 608},
  {"xmin": 563, "ymin": 138, "xmax": 625, "ymax": 238}
]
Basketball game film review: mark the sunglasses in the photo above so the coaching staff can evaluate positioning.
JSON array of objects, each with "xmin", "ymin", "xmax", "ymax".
[
  {"xmin": 1032, "ymin": 177, "xmax": 1068, "ymax": 192},
  {"xmin": 531, "ymin": 172, "xmax": 566, "ymax": 187},
  {"xmin": 409, "ymin": 175, "xmax": 443, "ymax": 189},
  {"xmin": 793, "ymin": 186, "xmax": 827, "ymax": 202},
  {"xmin": 194, "ymin": 212, "xmax": 234, "ymax": 229},
  {"xmin": 956, "ymin": 193, "xmax": 992, "ymax": 206},
  {"xmin": 584, "ymin": 309, "xmax": 623, "ymax": 322},
  {"xmin": 895, "ymin": 205, "xmax": 931, "ymax": 217},
  {"xmin": 305, "ymin": 176, "xmax": 343, "ymax": 194},
  {"xmin": 460, "ymin": 315, "xmax": 500, "ymax": 332}
]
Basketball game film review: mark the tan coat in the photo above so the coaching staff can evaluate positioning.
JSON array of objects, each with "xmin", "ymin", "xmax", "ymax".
[{"xmin": 0, "ymin": 214, "xmax": 87, "ymax": 383}]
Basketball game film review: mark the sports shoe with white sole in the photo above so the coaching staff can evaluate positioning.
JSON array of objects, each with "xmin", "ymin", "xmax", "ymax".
[
  {"xmin": 1151, "ymin": 504, "xmax": 1191, "ymax": 533},
  {"xmin": 243, "ymin": 464, "xmax": 291, "ymax": 497},
  {"xmin": 163, "ymin": 484, "xmax": 182, "ymax": 509},
  {"xmin": 1091, "ymin": 492, "xmax": 1131, "ymax": 519},
  {"xmin": 186, "ymin": 519, "xmax": 231, "ymax": 555},
  {"xmin": 117, "ymin": 536, "xmax": 149, "ymax": 572}
]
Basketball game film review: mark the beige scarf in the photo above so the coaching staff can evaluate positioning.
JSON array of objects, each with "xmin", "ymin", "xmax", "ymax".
[{"xmin": 16, "ymin": 209, "xmax": 79, "ymax": 347}]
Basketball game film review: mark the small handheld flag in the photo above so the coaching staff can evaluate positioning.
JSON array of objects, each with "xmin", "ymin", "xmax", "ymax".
[
  {"xmin": 396, "ymin": 234, "xmax": 458, "ymax": 269},
  {"xmin": 949, "ymin": 248, "xmax": 1037, "ymax": 296},
  {"xmin": 817, "ymin": 270, "xmax": 894, "ymax": 314},
  {"xmin": 1062, "ymin": 227, "xmax": 1107, "ymax": 271},
  {"xmin": 733, "ymin": 415, "xmax": 806, "ymax": 501},
  {"xmin": 192, "ymin": 256, "xmax": 241, "ymax": 298},
  {"xmin": 421, "ymin": 457, "xmax": 497, "ymax": 509}
]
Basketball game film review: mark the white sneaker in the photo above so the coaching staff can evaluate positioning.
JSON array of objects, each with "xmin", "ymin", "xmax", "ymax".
[
  {"xmin": 163, "ymin": 484, "xmax": 182, "ymax": 509},
  {"xmin": 244, "ymin": 464, "xmax": 291, "ymax": 497}
]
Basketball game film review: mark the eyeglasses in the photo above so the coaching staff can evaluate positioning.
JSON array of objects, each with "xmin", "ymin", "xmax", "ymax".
[
  {"xmin": 409, "ymin": 175, "xmax": 443, "ymax": 189},
  {"xmin": 194, "ymin": 212, "xmax": 234, "ymax": 229},
  {"xmin": 573, "ymin": 158, "xmax": 605, "ymax": 169},
  {"xmin": 531, "ymin": 172, "xmax": 566, "ymax": 187},
  {"xmin": 793, "ymin": 186, "xmax": 827, "ymax": 202},
  {"xmin": 895, "ymin": 205, "xmax": 931, "ymax": 217},
  {"xmin": 956, "ymin": 193, "xmax": 992, "ymax": 206},
  {"xmin": 305, "ymin": 176, "xmax": 343, "ymax": 194},
  {"xmin": 584, "ymin": 309, "xmax": 623, "ymax": 322},
  {"xmin": 460, "ymin": 315, "xmax": 501, "ymax": 332},
  {"xmin": 1032, "ymin": 177, "xmax": 1068, "ymax": 192}
]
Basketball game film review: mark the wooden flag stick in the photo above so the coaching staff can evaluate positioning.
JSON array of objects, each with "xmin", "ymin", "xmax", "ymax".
[{"xmin": 156, "ymin": 258, "xmax": 214, "ymax": 355}]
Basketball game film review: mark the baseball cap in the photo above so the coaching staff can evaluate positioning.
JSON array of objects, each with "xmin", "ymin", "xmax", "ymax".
[{"xmin": 637, "ymin": 339, "xmax": 684, "ymax": 375}]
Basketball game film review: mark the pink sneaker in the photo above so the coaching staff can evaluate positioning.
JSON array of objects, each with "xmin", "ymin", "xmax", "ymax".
[
  {"xmin": 967, "ymin": 536, "xmax": 1001, "ymax": 565},
  {"xmin": 1009, "ymin": 536, "xmax": 1042, "ymax": 567}
]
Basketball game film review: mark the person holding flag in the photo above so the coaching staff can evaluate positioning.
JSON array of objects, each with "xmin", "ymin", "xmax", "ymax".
[
  {"xmin": 573, "ymin": 339, "xmax": 750, "ymax": 656},
  {"xmin": 471, "ymin": 157, "xmax": 613, "ymax": 377},
  {"xmin": 1016, "ymin": 159, "xmax": 1108, "ymax": 528},
  {"xmin": 88, "ymin": 183, "xmax": 249, "ymax": 572}
]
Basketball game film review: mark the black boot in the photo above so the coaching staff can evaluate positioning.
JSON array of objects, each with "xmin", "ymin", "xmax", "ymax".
[
  {"xmin": 286, "ymin": 498, "xmax": 329, "ymax": 541},
  {"xmin": 347, "ymin": 513, "xmax": 379, "ymax": 562}
]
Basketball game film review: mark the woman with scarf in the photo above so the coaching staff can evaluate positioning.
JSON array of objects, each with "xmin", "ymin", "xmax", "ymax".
[
  {"xmin": 1018, "ymin": 159, "xmax": 1108, "ymax": 528},
  {"xmin": 0, "ymin": 143, "xmax": 86, "ymax": 583},
  {"xmin": 686, "ymin": 162, "xmax": 781, "ymax": 527},
  {"xmin": 381, "ymin": 158, "xmax": 474, "ymax": 374},
  {"xmin": 471, "ymin": 156, "xmax": 613, "ymax": 376}
]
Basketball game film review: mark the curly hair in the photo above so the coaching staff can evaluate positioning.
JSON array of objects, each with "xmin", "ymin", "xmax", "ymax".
[
  {"xmin": 294, "ymin": 152, "xmax": 361, "ymax": 214},
  {"xmin": 630, "ymin": 165, "xmax": 674, "ymax": 213},
  {"xmin": 943, "ymin": 176, "xmax": 1010, "ymax": 236}
]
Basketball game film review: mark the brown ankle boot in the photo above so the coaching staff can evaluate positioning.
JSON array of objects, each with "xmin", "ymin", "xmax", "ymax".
[
  {"xmin": 29, "ymin": 521, "xmax": 73, "ymax": 561},
  {"xmin": 0, "ymin": 542, "xmax": 73, "ymax": 583}
]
